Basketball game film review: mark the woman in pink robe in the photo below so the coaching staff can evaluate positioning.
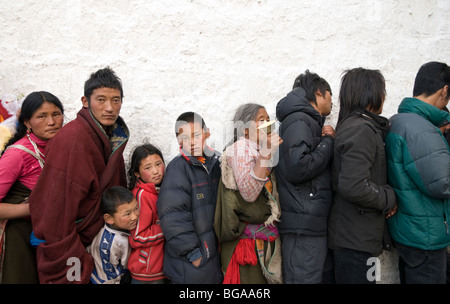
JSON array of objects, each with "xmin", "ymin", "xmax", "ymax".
[{"xmin": 0, "ymin": 91, "xmax": 64, "ymax": 283}]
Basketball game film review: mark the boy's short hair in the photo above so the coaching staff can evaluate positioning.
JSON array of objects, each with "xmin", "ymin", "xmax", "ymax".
[
  {"xmin": 101, "ymin": 186, "xmax": 134, "ymax": 215},
  {"xmin": 292, "ymin": 70, "xmax": 332, "ymax": 104},
  {"xmin": 84, "ymin": 67, "xmax": 124, "ymax": 102},
  {"xmin": 175, "ymin": 112, "xmax": 207, "ymax": 136},
  {"xmin": 413, "ymin": 61, "xmax": 450, "ymax": 99}
]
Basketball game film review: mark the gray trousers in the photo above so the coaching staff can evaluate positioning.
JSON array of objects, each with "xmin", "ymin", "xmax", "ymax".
[{"xmin": 281, "ymin": 233, "xmax": 332, "ymax": 284}]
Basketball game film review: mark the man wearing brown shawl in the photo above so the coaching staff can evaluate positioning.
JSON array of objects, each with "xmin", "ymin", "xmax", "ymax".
[{"xmin": 30, "ymin": 67, "xmax": 129, "ymax": 284}]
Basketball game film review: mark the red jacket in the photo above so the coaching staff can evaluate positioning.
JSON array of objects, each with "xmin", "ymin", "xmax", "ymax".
[
  {"xmin": 29, "ymin": 107, "xmax": 129, "ymax": 284},
  {"xmin": 128, "ymin": 180, "xmax": 166, "ymax": 281}
]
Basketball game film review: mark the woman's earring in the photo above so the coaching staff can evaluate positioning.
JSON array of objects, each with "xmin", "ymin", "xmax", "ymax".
[{"xmin": 27, "ymin": 128, "xmax": 31, "ymax": 135}]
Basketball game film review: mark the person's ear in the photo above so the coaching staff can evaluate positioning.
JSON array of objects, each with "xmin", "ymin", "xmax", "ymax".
[
  {"xmin": 134, "ymin": 171, "xmax": 141, "ymax": 178},
  {"xmin": 176, "ymin": 135, "xmax": 183, "ymax": 148},
  {"xmin": 315, "ymin": 89, "xmax": 324, "ymax": 99},
  {"xmin": 24, "ymin": 119, "xmax": 32, "ymax": 130},
  {"xmin": 441, "ymin": 85, "xmax": 449, "ymax": 100},
  {"xmin": 204, "ymin": 128, "xmax": 210, "ymax": 140},
  {"xmin": 104, "ymin": 213, "xmax": 114, "ymax": 226},
  {"xmin": 243, "ymin": 127, "xmax": 249, "ymax": 139},
  {"xmin": 81, "ymin": 96, "xmax": 89, "ymax": 108}
]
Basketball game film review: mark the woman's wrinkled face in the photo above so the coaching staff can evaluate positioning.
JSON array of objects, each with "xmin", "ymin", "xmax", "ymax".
[
  {"xmin": 245, "ymin": 107, "xmax": 270, "ymax": 145},
  {"xmin": 24, "ymin": 101, "xmax": 64, "ymax": 141}
]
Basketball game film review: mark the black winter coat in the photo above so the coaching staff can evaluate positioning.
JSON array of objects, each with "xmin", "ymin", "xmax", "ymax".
[
  {"xmin": 156, "ymin": 151, "xmax": 222, "ymax": 284},
  {"xmin": 327, "ymin": 110, "xmax": 396, "ymax": 256},
  {"xmin": 275, "ymin": 88, "xmax": 334, "ymax": 235}
]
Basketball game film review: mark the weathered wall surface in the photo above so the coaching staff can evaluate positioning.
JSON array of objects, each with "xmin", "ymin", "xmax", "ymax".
[{"xmin": 1, "ymin": 0, "xmax": 449, "ymax": 284}]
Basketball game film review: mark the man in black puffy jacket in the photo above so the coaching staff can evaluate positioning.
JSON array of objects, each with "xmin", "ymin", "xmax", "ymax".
[
  {"xmin": 276, "ymin": 70, "xmax": 335, "ymax": 283},
  {"xmin": 156, "ymin": 112, "xmax": 222, "ymax": 284}
]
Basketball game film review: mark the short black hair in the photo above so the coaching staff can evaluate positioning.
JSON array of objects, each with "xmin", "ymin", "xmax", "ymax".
[
  {"xmin": 413, "ymin": 61, "xmax": 450, "ymax": 99},
  {"xmin": 84, "ymin": 67, "xmax": 124, "ymax": 102},
  {"xmin": 175, "ymin": 111, "xmax": 207, "ymax": 136},
  {"xmin": 101, "ymin": 186, "xmax": 134, "ymax": 216},
  {"xmin": 292, "ymin": 70, "xmax": 332, "ymax": 104}
]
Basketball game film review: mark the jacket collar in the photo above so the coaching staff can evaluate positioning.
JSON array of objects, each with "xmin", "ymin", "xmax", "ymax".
[
  {"xmin": 336, "ymin": 109, "xmax": 390, "ymax": 136},
  {"xmin": 135, "ymin": 179, "xmax": 159, "ymax": 194},
  {"xmin": 399, "ymin": 97, "xmax": 450, "ymax": 127},
  {"xmin": 28, "ymin": 132, "xmax": 48, "ymax": 149},
  {"xmin": 78, "ymin": 106, "xmax": 129, "ymax": 158},
  {"xmin": 180, "ymin": 146, "xmax": 219, "ymax": 167},
  {"xmin": 361, "ymin": 109, "xmax": 389, "ymax": 128},
  {"xmin": 105, "ymin": 223, "xmax": 130, "ymax": 236}
]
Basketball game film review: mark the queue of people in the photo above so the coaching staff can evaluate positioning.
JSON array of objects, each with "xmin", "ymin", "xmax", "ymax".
[{"xmin": 0, "ymin": 61, "xmax": 449, "ymax": 284}]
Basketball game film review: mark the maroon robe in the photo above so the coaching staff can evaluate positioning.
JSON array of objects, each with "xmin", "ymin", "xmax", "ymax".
[{"xmin": 29, "ymin": 107, "xmax": 129, "ymax": 284}]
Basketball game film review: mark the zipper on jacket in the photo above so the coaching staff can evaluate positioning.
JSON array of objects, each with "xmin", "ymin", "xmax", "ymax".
[
  {"xmin": 201, "ymin": 161, "xmax": 216, "ymax": 194},
  {"xmin": 200, "ymin": 163, "xmax": 209, "ymax": 174},
  {"xmin": 194, "ymin": 155, "xmax": 219, "ymax": 175},
  {"xmin": 445, "ymin": 213, "xmax": 449, "ymax": 235}
]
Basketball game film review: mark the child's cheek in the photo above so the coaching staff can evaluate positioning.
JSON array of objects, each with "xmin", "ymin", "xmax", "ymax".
[{"xmin": 139, "ymin": 171, "xmax": 152, "ymax": 184}]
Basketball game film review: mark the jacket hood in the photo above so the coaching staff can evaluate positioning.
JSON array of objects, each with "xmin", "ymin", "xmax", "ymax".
[
  {"xmin": 276, "ymin": 87, "xmax": 323, "ymax": 123},
  {"xmin": 399, "ymin": 97, "xmax": 450, "ymax": 127}
]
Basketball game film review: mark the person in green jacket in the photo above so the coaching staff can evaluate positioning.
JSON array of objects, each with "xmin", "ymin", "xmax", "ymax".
[{"xmin": 386, "ymin": 61, "xmax": 450, "ymax": 284}]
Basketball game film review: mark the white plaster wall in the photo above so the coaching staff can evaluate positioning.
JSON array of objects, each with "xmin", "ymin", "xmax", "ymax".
[{"xmin": 1, "ymin": 0, "xmax": 449, "ymax": 283}]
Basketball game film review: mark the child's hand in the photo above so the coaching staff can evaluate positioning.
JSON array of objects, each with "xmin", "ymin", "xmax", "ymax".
[{"xmin": 192, "ymin": 257, "xmax": 202, "ymax": 267}]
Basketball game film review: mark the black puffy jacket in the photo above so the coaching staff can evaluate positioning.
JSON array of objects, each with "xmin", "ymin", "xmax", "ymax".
[
  {"xmin": 275, "ymin": 88, "xmax": 334, "ymax": 235},
  {"xmin": 156, "ymin": 150, "xmax": 222, "ymax": 284}
]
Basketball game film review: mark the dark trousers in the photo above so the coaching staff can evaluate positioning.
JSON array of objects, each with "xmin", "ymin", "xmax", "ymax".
[
  {"xmin": 333, "ymin": 248, "xmax": 376, "ymax": 284},
  {"xmin": 395, "ymin": 242, "xmax": 447, "ymax": 284},
  {"xmin": 281, "ymin": 234, "xmax": 330, "ymax": 284}
]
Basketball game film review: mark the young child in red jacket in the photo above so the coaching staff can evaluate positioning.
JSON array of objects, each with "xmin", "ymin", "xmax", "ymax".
[{"xmin": 127, "ymin": 144, "xmax": 168, "ymax": 284}]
